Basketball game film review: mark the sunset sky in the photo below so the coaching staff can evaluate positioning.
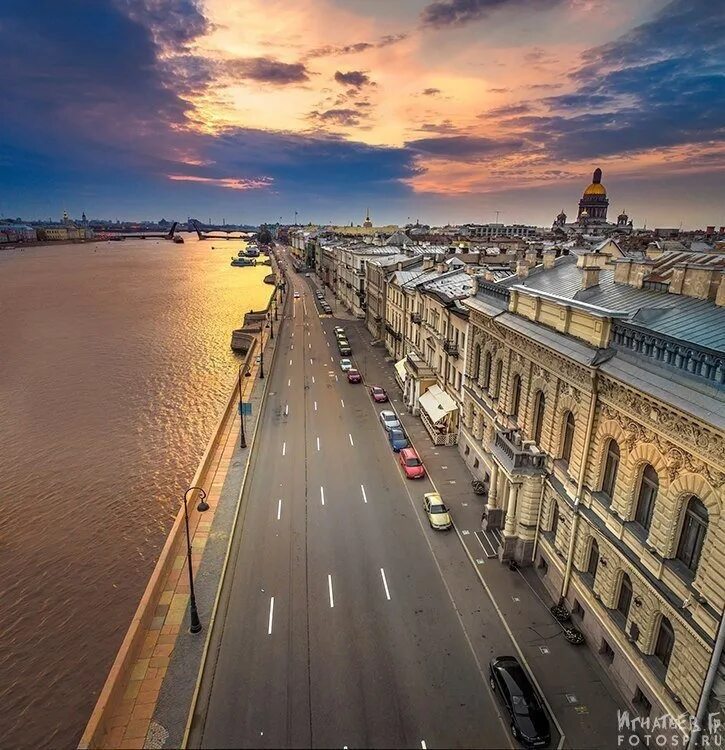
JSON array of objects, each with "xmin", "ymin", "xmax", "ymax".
[{"xmin": 2, "ymin": 0, "xmax": 723, "ymax": 227}]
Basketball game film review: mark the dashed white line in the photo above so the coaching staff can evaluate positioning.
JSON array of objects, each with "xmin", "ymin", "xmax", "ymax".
[
  {"xmin": 282, "ymin": 442, "xmax": 286, "ymax": 456},
  {"xmin": 314, "ymin": 400, "xmax": 317, "ymax": 411},
  {"xmin": 309, "ymin": 343, "xmax": 311, "ymax": 349},
  {"xmin": 330, "ymin": 356, "xmax": 334, "ymax": 362},
  {"xmin": 285, "ymin": 404, "xmax": 289, "ymax": 416},
  {"xmin": 340, "ymin": 399, "xmax": 345, "ymax": 408},
  {"xmin": 316, "ymin": 436, "xmax": 320, "ymax": 451},
  {"xmin": 277, "ymin": 500, "xmax": 282, "ymax": 520},
  {"xmin": 288, "ymin": 379, "xmax": 291, "ymax": 387},
  {"xmin": 310, "ymin": 358, "xmax": 313, "ymax": 365},
  {"xmin": 320, "ymin": 486, "xmax": 325, "ymax": 505},
  {"xmin": 328, "ymin": 574, "xmax": 334, "ymax": 608},
  {"xmin": 289, "ymin": 359, "xmax": 292, "ymax": 366},
  {"xmin": 335, "ymin": 375, "xmax": 338, "ymax": 382},
  {"xmin": 312, "ymin": 376, "xmax": 315, "ymax": 384},
  {"xmin": 380, "ymin": 568, "xmax": 391, "ymax": 600},
  {"xmin": 267, "ymin": 597, "xmax": 274, "ymax": 635},
  {"xmin": 348, "ymin": 433, "xmax": 354, "ymax": 446},
  {"xmin": 360, "ymin": 484, "xmax": 367, "ymax": 503},
  {"xmin": 421, "ymin": 742, "xmax": 427, "ymax": 750}
]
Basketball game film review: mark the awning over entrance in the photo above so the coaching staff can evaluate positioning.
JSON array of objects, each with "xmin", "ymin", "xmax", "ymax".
[
  {"xmin": 394, "ymin": 358, "xmax": 407, "ymax": 383},
  {"xmin": 418, "ymin": 384, "xmax": 458, "ymax": 424}
]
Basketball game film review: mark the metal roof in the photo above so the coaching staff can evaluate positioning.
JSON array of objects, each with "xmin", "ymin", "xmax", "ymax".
[{"xmin": 422, "ymin": 270, "xmax": 477, "ymax": 300}]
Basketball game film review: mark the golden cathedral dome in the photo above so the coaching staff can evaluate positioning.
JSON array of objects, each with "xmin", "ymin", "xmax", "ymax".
[{"xmin": 583, "ymin": 182, "xmax": 607, "ymax": 196}]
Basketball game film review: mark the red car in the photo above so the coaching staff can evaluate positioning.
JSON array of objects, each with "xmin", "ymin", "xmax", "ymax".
[
  {"xmin": 347, "ymin": 369, "xmax": 362, "ymax": 383},
  {"xmin": 370, "ymin": 386, "xmax": 388, "ymax": 403},
  {"xmin": 400, "ymin": 448, "xmax": 426, "ymax": 479}
]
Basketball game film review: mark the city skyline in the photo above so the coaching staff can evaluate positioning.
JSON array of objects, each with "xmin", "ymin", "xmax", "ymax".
[{"xmin": 2, "ymin": 0, "xmax": 723, "ymax": 228}]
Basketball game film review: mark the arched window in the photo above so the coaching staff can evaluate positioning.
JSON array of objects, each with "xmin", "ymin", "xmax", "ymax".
[
  {"xmin": 635, "ymin": 464, "xmax": 658, "ymax": 531},
  {"xmin": 654, "ymin": 617, "xmax": 674, "ymax": 669},
  {"xmin": 601, "ymin": 439, "xmax": 620, "ymax": 500},
  {"xmin": 616, "ymin": 574, "xmax": 633, "ymax": 620},
  {"xmin": 472, "ymin": 343, "xmax": 481, "ymax": 380},
  {"xmin": 482, "ymin": 351, "xmax": 492, "ymax": 388},
  {"xmin": 676, "ymin": 496, "xmax": 708, "ymax": 573},
  {"xmin": 510, "ymin": 374, "xmax": 522, "ymax": 420},
  {"xmin": 561, "ymin": 412, "xmax": 575, "ymax": 464},
  {"xmin": 551, "ymin": 503, "xmax": 559, "ymax": 535},
  {"xmin": 587, "ymin": 539, "xmax": 599, "ymax": 580},
  {"xmin": 533, "ymin": 391, "xmax": 546, "ymax": 445},
  {"xmin": 491, "ymin": 360, "xmax": 503, "ymax": 398}
]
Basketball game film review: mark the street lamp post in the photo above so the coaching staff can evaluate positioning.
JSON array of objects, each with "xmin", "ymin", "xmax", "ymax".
[
  {"xmin": 237, "ymin": 364, "xmax": 247, "ymax": 449},
  {"xmin": 269, "ymin": 311, "xmax": 274, "ymax": 340},
  {"xmin": 182, "ymin": 486, "xmax": 208, "ymax": 634},
  {"xmin": 259, "ymin": 321, "xmax": 265, "ymax": 379}
]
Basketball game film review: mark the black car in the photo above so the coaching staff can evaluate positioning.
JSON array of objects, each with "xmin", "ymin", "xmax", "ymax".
[{"xmin": 489, "ymin": 656, "xmax": 550, "ymax": 747}]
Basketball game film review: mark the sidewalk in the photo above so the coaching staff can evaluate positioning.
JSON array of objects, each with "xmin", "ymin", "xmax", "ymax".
[
  {"xmin": 346, "ymin": 319, "xmax": 627, "ymax": 750},
  {"xmin": 86, "ymin": 264, "xmax": 289, "ymax": 750}
]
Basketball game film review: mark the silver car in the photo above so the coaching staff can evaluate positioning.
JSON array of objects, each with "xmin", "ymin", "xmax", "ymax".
[
  {"xmin": 379, "ymin": 410, "xmax": 401, "ymax": 432},
  {"xmin": 340, "ymin": 358, "xmax": 353, "ymax": 371}
]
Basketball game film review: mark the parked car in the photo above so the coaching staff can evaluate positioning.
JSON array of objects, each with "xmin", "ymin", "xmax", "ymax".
[
  {"xmin": 370, "ymin": 386, "xmax": 388, "ymax": 403},
  {"xmin": 305, "ymin": 273, "xmax": 310, "ymax": 277},
  {"xmin": 489, "ymin": 656, "xmax": 551, "ymax": 747},
  {"xmin": 388, "ymin": 428, "xmax": 409, "ymax": 452},
  {"xmin": 347, "ymin": 369, "xmax": 362, "ymax": 383},
  {"xmin": 338, "ymin": 342, "xmax": 351, "ymax": 356},
  {"xmin": 379, "ymin": 410, "xmax": 401, "ymax": 432},
  {"xmin": 400, "ymin": 448, "xmax": 426, "ymax": 479},
  {"xmin": 339, "ymin": 358, "xmax": 353, "ymax": 372},
  {"xmin": 333, "ymin": 326, "xmax": 345, "ymax": 336},
  {"xmin": 294, "ymin": 291, "xmax": 300, "ymax": 299},
  {"xmin": 321, "ymin": 305, "xmax": 332, "ymax": 314},
  {"xmin": 423, "ymin": 492, "xmax": 452, "ymax": 530}
]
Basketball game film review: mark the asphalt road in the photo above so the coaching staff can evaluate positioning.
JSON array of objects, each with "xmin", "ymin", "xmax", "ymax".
[{"xmin": 191, "ymin": 252, "xmax": 517, "ymax": 749}]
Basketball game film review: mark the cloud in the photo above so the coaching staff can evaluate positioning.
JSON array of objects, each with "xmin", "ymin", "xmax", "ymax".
[
  {"xmin": 334, "ymin": 70, "xmax": 372, "ymax": 88},
  {"xmin": 481, "ymin": 103, "xmax": 532, "ymax": 117},
  {"xmin": 306, "ymin": 33, "xmax": 407, "ymax": 59},
  {"xmin": 225, "ymin": 57, "xmax": 309, "ymax": 85},
  {"xmin": 421, "ymin": 87, "xmax": 441, "ymax": 96},
  {"xmin": 115, "ymin": 0, "xmax": 209, "ymax": 47},
  {"xmin": 309, "ymin": 108, "xmax": 363, "ymax": 127},
  {"xmin": 167, "ymin": 174, "xmax": 273, "ymax": 190},
  {"xmin": 415, "ymin": 120, "xmax": 461, "ymax": 134},
  {"xmin": 421, "ymin": 0, "xmax": 562, "ymax": 29},
  {"xmin": 405, "ymin": 135, "xmax": 524, "ymax": 159},
  {"xmin": 487, "ymin": 87, "xmax": 510, "ymax": 93},
  {"xmin": 378, "ymin": 33, "xmax": 408, "ymax": 47}
]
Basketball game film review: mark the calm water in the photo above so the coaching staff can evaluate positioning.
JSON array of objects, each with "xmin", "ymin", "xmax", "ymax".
[{"xmin": 0, "ymin": 234, "xmax": 272, "ymax": 749}]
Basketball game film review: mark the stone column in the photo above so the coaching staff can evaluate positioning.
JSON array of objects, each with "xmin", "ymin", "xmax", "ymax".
[
  {"xmin": 504, "ymin": 482, "xmax": 519, "ymax": 536},
  {"xmin": 488, "ymin": 463, "xmax": 499, "ymax": 508},
  {"xmin": 482, "ymin": 462, "xmax": 504, "ymax": 530}
]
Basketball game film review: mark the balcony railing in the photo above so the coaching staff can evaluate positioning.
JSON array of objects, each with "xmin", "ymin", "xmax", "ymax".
[
  {"xmin": 611, "ymin": 322, "xmax": 725, "ymax": 387},
  {"xmin": 443, "ymin": 340, "xmax": 459, "ymax": 357},
  {"xmin": 477, "ymin": 281, "xmax": 511, "ymax": 302},
  {"xmin": 493, "ymin": 429, "xmax": 545, "ymax": 473}
]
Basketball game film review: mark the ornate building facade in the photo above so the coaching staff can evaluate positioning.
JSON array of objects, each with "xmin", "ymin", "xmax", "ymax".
[{"xmin": 459, "ymin": 251, "xmax": 725, "ymax": 743}]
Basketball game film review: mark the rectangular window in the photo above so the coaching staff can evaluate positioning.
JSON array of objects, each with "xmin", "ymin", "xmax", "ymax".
[{"xmin": 600, "ymin": 639, "xmax": 615, "ymax": 665}]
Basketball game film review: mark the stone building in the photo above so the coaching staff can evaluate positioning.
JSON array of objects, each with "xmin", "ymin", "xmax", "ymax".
[{"xmin": 460, "ymin": 249, "xmax": 725, "ymax": 743}]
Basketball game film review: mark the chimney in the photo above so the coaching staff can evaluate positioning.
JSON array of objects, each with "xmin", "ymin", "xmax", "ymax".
[
  {"xmin": 543, "ymin": 249, "xmax": 557, "ymax": 269},
  {"xmin": 716, "ymin": 273, "xmax": 725, "ymax": 307},
  {"xmin": 422, "ymin": 257, "xmax": 435, "ymax": 270},
  {"xmin": 484, "ymin": 270, "xmax": 495, "ymax": 282},
  {"xmin": 630, "ymin": 259, "xmax": 655, "ymax": 288},
  {"xmin": 669, "ymin": 263, "xmax": 719, "ymax": 300},
  {"xmin": 645, "ymin": 242, "xmax": 664, "ymax": 260},
  {"xmin": 613, "ymin": 258, "xmax": 633, "ymax": 284},
  {"xmin": 576, "ymin": 251, "xmax": 608, "ymax": 269},
  {"xmin": 525, "ymin": 247, "xmax": 538, "ymax": 267},
  {"xmin": 516, "ymin": 259, "xmax": 529, "ymax": 279},
  {"xmin": 581, "ymin": 265, "xmax": 600, "ymax": 290},
  {"xmin": 436, "ymin": 262, "xmax": 447, "ymax": 274}
]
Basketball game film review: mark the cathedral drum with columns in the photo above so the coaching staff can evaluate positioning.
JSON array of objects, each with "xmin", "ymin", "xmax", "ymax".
[{"xmin": 577, "ymin": 167, "xmax": 609, "ymax": 221}]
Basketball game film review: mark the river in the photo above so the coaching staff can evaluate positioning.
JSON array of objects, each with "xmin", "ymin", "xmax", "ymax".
[{"xmin": 0, "ymin": 234, "xmax": 273, "ymax": 749}]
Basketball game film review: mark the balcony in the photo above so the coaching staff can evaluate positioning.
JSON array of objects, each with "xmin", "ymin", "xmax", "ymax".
[
  {"xmin": 410, "ymin": 312, "xmax": 422, "ymax": 324},
  {"xmin": 443, "ymin": 340, "xmax": 459, "ymax": 358},
  {"xmin": 385, "ymin": 322, "xmax": 402, "ymax": 341},
  {"xmin": 492, "ymin": 429, "xmax": 546, "ymax": 475}
]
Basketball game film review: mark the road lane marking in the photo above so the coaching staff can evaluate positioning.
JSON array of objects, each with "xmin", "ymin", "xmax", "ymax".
[
  {"xmin": 314, "ymin": 401, "xmax": 317, "ymax": 411},
  {"xmin": 268, "ymin": 597, "xmax": 274, "ymax": 635},
  {"xmin": 277, "ymin": 500, "xmax": 282, "ymax": 520},
  {"xmin": 310, "ymin": 358, "xmax": 313, "ymax": 365},
  {"xmin": 349, "ymin": 433, "xmax": 354, "ymax": 446},
  {"xmin": 320, "ymin": 486, "xmax": 325, "ymax": 505},
  {"xmin": 288, "ymin": 379, "xmax": 291, "ymax": 387},
  {"xmin": 285, "ymin": 404, "xmax": 289, "ymax": 416},
  {"xmin": 335, "ymin": 375, "xmax": 338, "ymax": 382},
  {"xmin": 289, "ymin": 359, "xmax": 292, "ymax": 366},
  {"xmin": 316, "ymin": 436, "xmax": 320, "ymax": 451},
  {"xmin": 312, "ymin": 376, "xmax": 315, "ymax": 384},
  {"xmin": 309, "ymin": 343, "xmax": 311, "ymax": 349},
  {"xmin": 421, "ymin": 742, "xmax": 427, "ymax": 749},
  {"xmin": 340, "ymin": 399, "xmax": 345, "ymax": 408},
  {"xmin": 282, "ymin": 442, "xmax": 286, "ymax": 456},
  {"xmin": 290, "ymin": 344, "xmax": 293, "ymax": 350},
  {"xmin": 380, "ymin": 568, "xmax": 391, "ymax": 600},
  {"xmin": 328, "ymin": 574, "xmax": 334, "ymax": 608},
  {"xmin": 361, "ymin": 484, "xmax": 367, "ymax": 503}
]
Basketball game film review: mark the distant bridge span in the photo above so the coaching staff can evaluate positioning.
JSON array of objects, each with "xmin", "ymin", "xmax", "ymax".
[{"xmin": 188, "ymin": 219, "xmax": 256, "ymax": 241}]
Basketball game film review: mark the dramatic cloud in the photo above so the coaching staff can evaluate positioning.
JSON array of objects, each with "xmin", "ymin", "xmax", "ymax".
[
  {"xmin": 481, "ymin": 103, "xmax": 532, "ymax": 117},
  {"xmin": 334, "ymin": 70, "xmax": 372, "ymax": 88},
  {"xmin": 167, "ymin": 174, "xmax": 273, "ymax": 190},
  {"xmin": 406, "ymin": 135, "xmax": 524, "ymax": 159},
  {"xmin": 115, "ymin": 0, "xmax": 209, "ymax": 47},
  {"xmin": 421, "ymin": 0, "xmax": 562, "ymax": 28},
  {"xmin": 306, "ymin": 33, "xmax": 407, "ymax": 59},
  {"xmin": 225, "ymin": 57, "xmax": 309, "ymax": 85},
  {"xmin": 416, "ymin": 120, "xmax": 461, "ymax": 134},
  {"xmin": 309, "ymin": 108, "xmax": 363, "ymax": 127}
]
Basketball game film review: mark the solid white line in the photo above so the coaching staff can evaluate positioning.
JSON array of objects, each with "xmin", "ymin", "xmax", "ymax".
[
  {"xmin": 320, "ymin": 486, "xmax": 325, "ymax": 505},
  {"xmin": 328, "ymin": 574, "xmax": 334, "ymax": 608},
  {"xmin": 316, "ymin": 436, "xmax": 320, "ymax": 451},
  {"xmin": 349, "ymin": 433, "xmax": 354, "ymax": 446},
  {"xmin": 340, "ymin": 399, "xmax": 345, "ymax": 408},
  {"xmin": 361, "ymin": 484, "xmax": 367, "ymax": 503},
  {"xmin": 380, "ymin": 568, "xmax": 391, "ymax": 600},
  {"xmin": 268, "ymin": 597, "xmax": 274, "ymax": 635},
  {"xmin": 277, "ymin": 500, "xmax": 282, "ymax": 520},
  {"xmin": 314, "ymin": 401, "xmax": 317, "ymax": 411},
  {"xmin": 282, "ymin": 442, "xmax": 286, "ymax": 456},
  {"xmin": 285, "ymin": 404, "xmax": 289, "ymax": 416}
]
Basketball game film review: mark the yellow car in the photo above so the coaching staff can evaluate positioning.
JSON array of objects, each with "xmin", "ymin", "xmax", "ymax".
[{"xmin": 423, "ymin": 492, "xmax": 452, "ymax": 530}]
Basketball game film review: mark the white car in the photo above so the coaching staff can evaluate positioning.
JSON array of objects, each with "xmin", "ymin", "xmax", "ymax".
[
  {"xmin": 379, "ymin": 410, "xmax": 401, "ymax": 432},
  {"xmin": 294, "ymin": 291, "xmax": 300, "ymax": 299},
  {"xmin": 339, "ymin": 358, "xmax": 353, "ymax": 371}
]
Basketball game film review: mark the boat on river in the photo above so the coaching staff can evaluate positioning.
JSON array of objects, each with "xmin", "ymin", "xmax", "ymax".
[
  {"xmin": 173, "ymin": 235, "xmax": 184, "ymax": 244},
  {"xmin": 231, "ymin": 256, "xmax": 256, "ymax": 267}
]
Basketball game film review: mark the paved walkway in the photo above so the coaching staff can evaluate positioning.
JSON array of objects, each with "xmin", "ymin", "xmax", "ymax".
[
  {"xmin": 94, "ymin": 275, "xmax": 287, "ymax": 749},
  {"xmin": 345, "ymin": 319, "xmax": 627, "ymax": 749}
]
